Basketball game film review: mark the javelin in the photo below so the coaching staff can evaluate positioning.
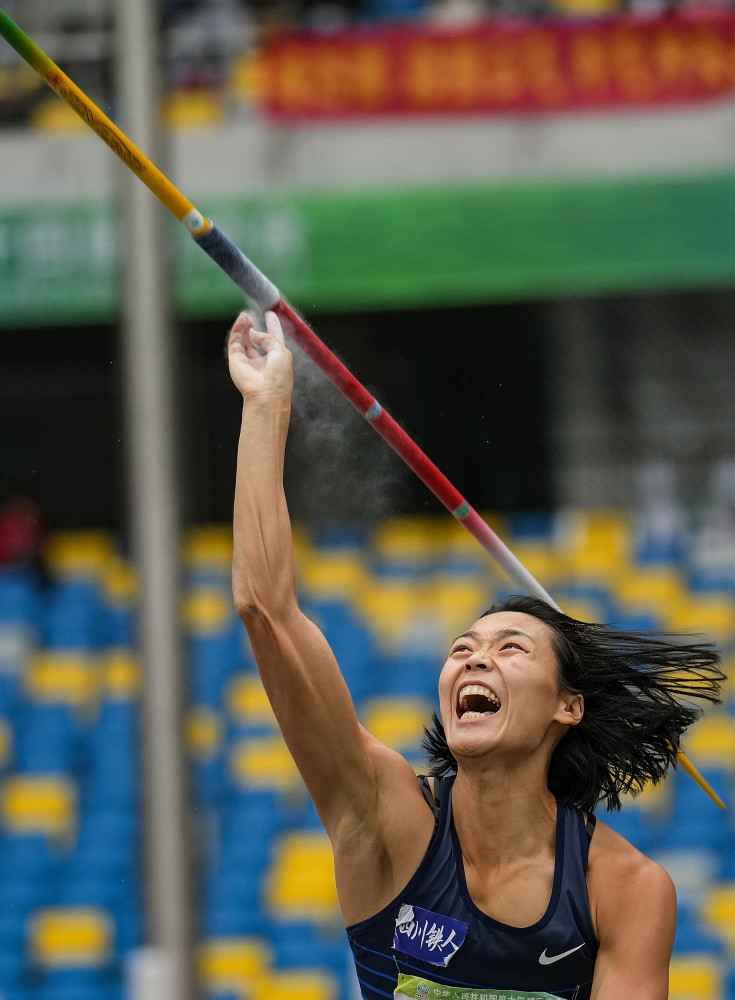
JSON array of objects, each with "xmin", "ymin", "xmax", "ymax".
[{"xmin": 0, "ymin": 8, "xmax": 724, "ymax": 809}]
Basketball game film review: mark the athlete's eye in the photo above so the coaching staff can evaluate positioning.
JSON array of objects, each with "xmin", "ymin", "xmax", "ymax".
[
  {"xmin": 451, "ymin": 643, "xmax": 471, "ymax": 654},
  {"xmin": 500, "ymin": 641, "xmax": 525, "ymax": 652}
]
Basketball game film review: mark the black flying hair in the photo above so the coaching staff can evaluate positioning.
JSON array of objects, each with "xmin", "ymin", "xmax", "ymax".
[{"xmin": 422, "ymin": 594, "xmax": 726, "ymax": 813}]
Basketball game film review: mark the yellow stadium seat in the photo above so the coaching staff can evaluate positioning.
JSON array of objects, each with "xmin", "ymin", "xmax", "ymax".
[
  {"xmin": 230, "ymin": 735, "xmax": 300, "ymax": 792},
  {"xmin": 362, "ymin": 697, "xmax": 433, "ymax": 753},
  {"xmin": 227, "ymin": 674, "xmax": 277, "ymax": 731},
  {"xmin": 372, "ymin": 517, "xmax": 443, "ymax": 563},
  {"xmin": 45, "ymin": 531, "xmax": 115, "ymax": 580},
  {"xmin": 266, "ymin": 833, "xmax": 339, "ymax": 921},
  {"xmin": 25, "ymin": 652, "xmax": 99, "ymax": 708},
  {"xmin": 668, "ymin": 598, "xmax": 735, "ymax": 644},
  {"xmin": 685, "ymin": 711, "xmax": 735, "ymax": 771},
  {"xmin": 700, "ymin": 883, "xmax": 735, "ymax": 950},
  {"xmin": 183, "ymin": 588, "xmax": 234, "ymax": 634},
  {"xmin": 562, "ymin": 509, "xmax": 632, "ymax": 579},
  {"xmin": 355, "ymin": 580, "xmax": 431, "ymax": 647},
  {"xmin": 102, "ymin": 555, "xmax": 138, "ymax": 606},
  {"xmin": 669, "ymin": 955, "xmax": 723, "ymax": 999},
  {"xmin": 30, "ymin": 907, "xmax": 113, "ymax": 967},
  {"xmin": 615, "ymin": 569, "xmax": 687, "ymax": 625},
  {"xmin": 298, "ymin": 551, "xmax": 369, "ymax": 602},
  {"xmin": 197, "ymin": 936, "xmax": 271, "ymax": 997},
  {"xmin": 503, "ymin": 542, "xmax": 561, "ymax": 590},
  {"xmin": 102, "ymin": 649, "xmax": 142, "ymax": 699},
  {"xmin": 182, "ymin": 525, "xmax": 234, "ymax": 574},
  {"xmin": 161, "ymin": 90, "xmax": 225, "ymax": 131},
  {"xmin": 255, "ymin": 970, "xmax": 337, "ymax": 1000},
  {"xmin": 1, "ymin": 775, "xmax": 76, "ymax": 839},
  {"xmin": 442, "ymin": 516, "xmax": 504, "ymax": 562},
  {"xmin": 430, "ymin": 577, "xmax": 493, "ymax": 639},
  {"xmin": 186, "ymin": 707, "xmax": 222, "ymax": 762}
]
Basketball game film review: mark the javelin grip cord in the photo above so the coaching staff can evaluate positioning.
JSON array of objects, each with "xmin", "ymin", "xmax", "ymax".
[{"xmin": 194, "ymin": 225, "xmax": 280, "ymax": 311}]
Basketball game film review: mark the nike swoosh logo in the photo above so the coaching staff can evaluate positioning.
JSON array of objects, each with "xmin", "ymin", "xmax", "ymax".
[{"xmin": 538, "ymin": 943, "xmax": 585, "ymax": 965}]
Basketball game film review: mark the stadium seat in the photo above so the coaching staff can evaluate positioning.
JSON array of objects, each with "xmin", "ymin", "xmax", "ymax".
[
  {"xmin": 14, "ymin": 702, "xmax": 79, "ymax": 774},
  {"xmin": 700, "ymin": 883, "xmax": 735, "ymax": 951},
  {"xmin": 684, "ymin": 712, "xmax": 735, "ymax": 772},
  {"xmin": 101, "ymin": 650, "xmax": 141, "ymax": 700},
  {"xmin": 266, "ymin": 833, "xmax": 339, "ymax": 922},
  {"xmin": 183, "ymin": 525, "xmax": 234, "ymax": 583},
  {"xmin": 362, "ymin": 696, "xmax": 433, "ymax": 755},
  {"xmin": 197, "ymin": 936, "xmax": 271, "ymax": 997},
  {"xmin": 29, "ymin": 906, "xmax": 114, "ymax": 968},
  {"xmin": 25, "ymin": 651, "xmax": 99, "ymax": 709},
  {"xmin": 184, "ymin": 588, "xmax": 235, "ymax": 637},
  {"xmin": 355, "ymin": 579, "xmax": 430, "ymax": 647},
  {"xmin": 254, "ymin": 969, "xmax": 337, "ymax": 1000},
  {"xmin": 298, "ymin": 550, "xmax": 369, "ymax": 603},
  {"xmin": 227, "ymin": 675, "xmax": 277, "ymax": 737},
  {"xmin": 669, "ymin": 954, "xmax": 723, "ymax": 999},
  {"xmin": 0, "ymin": 565, "xmax": 42, "ymax": 628},
  {"xmin": 229, "ymin": 735, "xmax": 301, "ymax": 794},
  {"xmin": 187, "ymin": 706, "xmax": 223, "ymax": 763},
  {"xmin": 1, "ymin": 774, "xmax": 77, "ymax": 840},
  {"xmin": 561, "ymin": 509, "xmax": 632, "ymax": 581}
]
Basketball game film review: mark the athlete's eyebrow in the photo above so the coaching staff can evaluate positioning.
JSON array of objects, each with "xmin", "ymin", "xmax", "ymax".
[{"xmin": 451, "ymin": 627, "xmax": 535, "ymax": 647}]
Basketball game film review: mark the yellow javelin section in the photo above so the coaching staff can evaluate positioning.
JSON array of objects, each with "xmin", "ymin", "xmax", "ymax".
[{"xmin": 0, "ymin": 7, "xmax": 210, "ymax": 236}]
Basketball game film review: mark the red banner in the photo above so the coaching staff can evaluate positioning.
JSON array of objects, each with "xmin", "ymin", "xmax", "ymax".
[{"xmin": 259, "ymin": 12, "xmax": 735, "ymax": 118}]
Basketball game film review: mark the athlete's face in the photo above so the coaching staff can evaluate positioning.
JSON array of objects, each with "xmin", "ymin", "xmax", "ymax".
[{"xmin": 437, "ymin": 611, "xmax": 583, "ymax": 763}]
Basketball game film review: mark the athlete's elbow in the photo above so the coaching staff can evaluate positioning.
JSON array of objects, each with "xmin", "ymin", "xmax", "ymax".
[{"xmin": 233, "ymin": 581, "xmax": 292, "ymax": 627}]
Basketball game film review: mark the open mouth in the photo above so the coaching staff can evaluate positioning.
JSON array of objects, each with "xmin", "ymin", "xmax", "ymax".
[{"xmin": 456, "ymin": 684, "xmax": 502, "ymax": 720}]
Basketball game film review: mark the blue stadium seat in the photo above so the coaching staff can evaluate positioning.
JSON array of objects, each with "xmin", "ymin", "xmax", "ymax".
[
  {"xmin": 0, "ymin": 947, "xmax": 25, "ymax": 985},
  {"xmin": 189, "ymin": 630, "xmax": 245, "ymax": 708},
  {"xmin": 0, "ymin": 566, "xmax": 43, "ymax": 628},
  {"xmin": 673, "ymin": 905, "xmax": 726, "ymax": 955},
  {"xmin": 270, "ymin": 919, "xmax": 347, "ymax": 978},
  {"xmin": 15, "ymin": 703, "xmax": 79, "ymax": 773},
  {"xmin": 200, "ymin": 905, "xmax": 270, "ymax": 938},
  {"xmin": 509, "ymin": 511, "xmax": 555, "ymax": 541},
  {"xmin": 0, "ymin": 833, "xmax": 61, "ymax": 879},
  {"xmin": 43, "ymin": 581, "xmax": 108, "ymax": 650},
  {"xmin": 602, "ymin": 807, "xmax": 656, "ymax": 851},
  {"xmin": 380, "ymin": 652, "xmax": 440, "ymax": 698}
]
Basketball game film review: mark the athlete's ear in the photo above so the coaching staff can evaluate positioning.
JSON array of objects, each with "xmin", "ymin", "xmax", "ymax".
[{"xmin": 556, "ymin": 692, "xmax": 583, "ymax": 727}]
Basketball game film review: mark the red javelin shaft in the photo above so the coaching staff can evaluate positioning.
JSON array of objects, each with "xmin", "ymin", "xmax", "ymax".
[{"xmin": 273, "ymin": 299, "xmax": 559, "ymax": 608}]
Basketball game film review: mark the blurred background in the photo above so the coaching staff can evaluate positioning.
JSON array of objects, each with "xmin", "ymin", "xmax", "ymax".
[{"xmin": 2, "ymin": 0, "xmax": 735, "ymax": 997}]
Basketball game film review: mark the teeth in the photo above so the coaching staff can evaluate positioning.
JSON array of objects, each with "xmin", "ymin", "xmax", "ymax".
[
  {"xmin": 458, "ymin": 684, "xmax": 501, "ymax": 713},
  {"xmin": 462, "ymin": 710, "xmax": 489, "ymax": 719}
]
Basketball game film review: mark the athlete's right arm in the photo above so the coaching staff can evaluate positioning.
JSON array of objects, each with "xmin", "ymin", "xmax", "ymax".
[{"xmin": 228, "ymin": 312, "xmax": 430, "ymax": 866}]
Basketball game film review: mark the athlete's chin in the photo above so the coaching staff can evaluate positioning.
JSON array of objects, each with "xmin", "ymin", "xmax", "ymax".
[{"xmin": 447, "ymin": 730, "xmax": 503, "ymax": 760}]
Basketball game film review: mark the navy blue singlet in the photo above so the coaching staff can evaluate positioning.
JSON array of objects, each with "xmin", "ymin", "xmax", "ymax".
[{"xmin": 347, "ymin": 775, "xmax": 599, "ymax": 1000}]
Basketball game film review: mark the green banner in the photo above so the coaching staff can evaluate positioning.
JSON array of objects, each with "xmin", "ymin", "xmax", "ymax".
[
  {"xmin": 2, "ymin": 173, "xmax": 735, "ymax": 326},
  {"xmin": 395, "ymin": 973, "xmax": 560, "ymax": 1000}
]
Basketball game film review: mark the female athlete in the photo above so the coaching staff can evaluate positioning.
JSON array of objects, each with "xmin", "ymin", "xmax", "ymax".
[{"xmin": 228, "ymin": 310, "xmax": 724, "ymax": 1000}]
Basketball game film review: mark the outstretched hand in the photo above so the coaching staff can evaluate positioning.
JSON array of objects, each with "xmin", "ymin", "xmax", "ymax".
[{"xmin": 228, "ymin": 310, "xmax": 293, "ymax": 400}]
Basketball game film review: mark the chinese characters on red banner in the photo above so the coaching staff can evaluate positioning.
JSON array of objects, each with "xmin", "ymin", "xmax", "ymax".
[{"xmin": 260, "ymin": 15, "xmax": 735, "ymax": 118}]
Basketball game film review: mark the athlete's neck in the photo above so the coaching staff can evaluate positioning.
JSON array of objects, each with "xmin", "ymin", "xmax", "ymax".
[{"xmin": 451, "ymin": 762, "xmax": 558, "ymax": 867}]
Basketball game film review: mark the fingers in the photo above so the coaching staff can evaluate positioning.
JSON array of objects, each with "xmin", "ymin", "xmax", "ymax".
[
  {"xmin": 250, "ymin": 311, "xmax": 285, "ymax": 353},
  {"xmin": 265, "ymin": 311, "xmax": 285, "ymax": 345}
]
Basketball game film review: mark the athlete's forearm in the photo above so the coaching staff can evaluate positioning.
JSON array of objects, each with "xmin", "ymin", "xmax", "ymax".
[{"xmin": 232, "ymin": 394, "xmax": 297, "ymax": 622}]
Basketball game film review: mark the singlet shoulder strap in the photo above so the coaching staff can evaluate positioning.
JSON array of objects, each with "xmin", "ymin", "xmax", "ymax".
[
  {"xmin": 585, "ymin": 812, "xmax": 597, "ymax": 844},
  {"xmin": 417, "ymin": 774, "xmax": 443, "ymax": 823}
]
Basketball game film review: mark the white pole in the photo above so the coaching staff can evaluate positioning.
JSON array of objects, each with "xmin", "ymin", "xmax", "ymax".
[{"xmin": 116, "ymin": 2, "xmax": 198, "ymax": 998}]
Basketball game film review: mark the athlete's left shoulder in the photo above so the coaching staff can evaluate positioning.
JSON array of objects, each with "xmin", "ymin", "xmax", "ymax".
[{"xmin": 586, "ymin": 816, "xmax": 676, "ymax": 942}]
